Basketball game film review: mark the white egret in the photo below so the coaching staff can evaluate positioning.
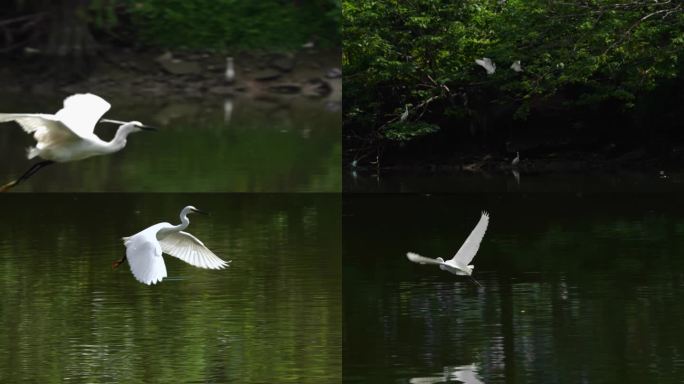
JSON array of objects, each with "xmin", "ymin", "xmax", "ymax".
[
  {"xmin": 511, "ymin": 60, "xmax": 522, "ymax": 72},
  {"xmin": 407, "ymin": 211, "xmax": 489, "ymax": 287},
  {"xmin": 225, "ymin": 57, "xmax": 235, "ymax": 83},
  {"xmin": 400, "ymin": 105, "xmax": 409, "ymax": 122},
  {"xmin": 511, "ymin": 151, "xmax": 520, "ymax": 166},
  {"xmin": 0, "ymin": 93, "xmax": 155, "ymax": 191},
  {"xmin": 475, "ymin": 57, "xmax": 496, "ymax": 75},
  {"xmin": 113, "ymin": 205, "xmax": 230, "ymax": 285}
]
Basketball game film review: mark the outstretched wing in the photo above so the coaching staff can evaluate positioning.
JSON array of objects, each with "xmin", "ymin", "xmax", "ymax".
[
  {"xmin": 159, "ymin": 231, "xmax": 229, "ymax": 269},
  {"xmin": 123, "ymin": 233, "xmax": 167, "ymax": 285},
  {"xmin": 406, "ymin": 252, "xmax": 444, "ymax": 266},
  {"xmin": 0, "ymin": 113, "xmax": 82, "ymax": 153},
  {"xmin": 55, "ymin": 93, "xmax": 111, "ymax": 137},
  {"xmin": 450, "ymin": 211, "xmax": 489, "ymax": 266}
]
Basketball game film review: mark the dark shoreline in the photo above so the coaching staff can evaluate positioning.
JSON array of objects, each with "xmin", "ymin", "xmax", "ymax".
[{"xmin": 0, "ymin": 46, "xmax": 341, "ymax": 101}]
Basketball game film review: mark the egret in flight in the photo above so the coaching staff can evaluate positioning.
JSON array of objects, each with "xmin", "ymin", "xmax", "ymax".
[
  {"xmin": 0, "ymin": 93, "xmax": 155, "ymax": 191},
  {"xmin": 407, "ymin": 211, "xmax": 490, "ymax": 287},
  {"xmin": 475, "ymin": 57, "xmax": 496, "ymax": 75},
  {"xmin": 114, "ymin": 205, "xmax": 230, "ymax": 285}
]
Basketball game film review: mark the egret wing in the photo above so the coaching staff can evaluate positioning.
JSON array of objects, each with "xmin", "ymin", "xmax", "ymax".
[
  {"xmin": 406, "ymin": 252, "xmax": 444, "ymax": 266},
  {"xmin": 0, "ymin": 113, "xmax": 81, "ymax": 155},
  {"xmin": 123, "ymin": 233, "xmax": 167, "ymax": 285},
  {"xmin": 450, "ymin": 211, "xmax": 489, "ymax": 266},
  {"xmin": 55, "ymin": 93, "xmax": 111, "ymax": 137},
  {"xmin": 159, "ymin": 231, "xmax": 229, "ymax": 269}
]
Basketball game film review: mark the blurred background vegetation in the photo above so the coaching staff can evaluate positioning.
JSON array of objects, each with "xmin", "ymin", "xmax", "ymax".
[
  {"xmin": 343, "ymin": 0, "xmax": 684, "ymax": 167},
  {"xmin": 1, "ymin": 0, "xmax": 340, "ymax": 53}
]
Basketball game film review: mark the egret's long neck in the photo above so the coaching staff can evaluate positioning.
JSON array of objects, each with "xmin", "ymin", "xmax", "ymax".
[
  {"xmin": 105, "ymin": 125, "xmax": 135, "ymax": 152},
  {"xmin": 171, "ymin": 209, "xmax": 192, "ymax": 232}
]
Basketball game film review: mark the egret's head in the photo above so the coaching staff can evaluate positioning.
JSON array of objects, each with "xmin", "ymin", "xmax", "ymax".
[
  {"xmin": 126, "ymin": 121, "xmax": 157, "ymax": 132},
  {"xmin": 184, "ymin": 205, "xmax": 208, "ymax": 215}
]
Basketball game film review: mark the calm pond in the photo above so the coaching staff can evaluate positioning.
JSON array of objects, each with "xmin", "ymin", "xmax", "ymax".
[
  {"xmin": 344, "ymin": 193, "xmax": 684, "ymax": 383},
  {"xmin": 0, "ymin": 94, "xmax": 340, "ymax": 192},
  {"xmin": 344, "ymin": 169, "xmax": 684, "ymax": 193},
  {"xmin": 0, "ymin": 194, "xmax": 340, "ymax": 383}
]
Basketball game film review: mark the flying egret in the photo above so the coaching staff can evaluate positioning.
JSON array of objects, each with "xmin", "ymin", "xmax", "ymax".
[
  {"xmin": 113, "ymin": 205, "xmax": 230, "ymax": 285},
  {"xmin": 510, "ymin": 60, "xmax": 522, "ymax": 72},
  {"xmin": 511, "ymin": 151, "xmax": 520, "ymax": 166},
  {"xmin": 400, "ymin": 105, "xmax": 409, "ymax": 122},
  {"xmin": 407, "ymin": 211, "xmax": 490, "ymax": 287},
  {"xmin": 475, "ymin": 57, "xmax": 496, "ymax": 75},
  {"xmin": 225, "ymin": 57, "xmax": 235, "ymax": 83},
  {"xmin": 0, "ymin": 93, "xmax": 155, "ymax": 191}
]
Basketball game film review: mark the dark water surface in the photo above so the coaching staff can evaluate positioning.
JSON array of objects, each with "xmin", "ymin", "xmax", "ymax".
[
  {"xmin": 0, "ymin": 194, "xmax": 340, "ymax": 383},
  {"xmin": 0, "ymin": 94, "xmax": 340, "ymax": 192},
  {"xmin": 344, "ymin": 193, "xmax": 684, "ymax": 383},
  {"xmin": 344, "ymin": 169, "xmax": 684, "ymax": 193}
]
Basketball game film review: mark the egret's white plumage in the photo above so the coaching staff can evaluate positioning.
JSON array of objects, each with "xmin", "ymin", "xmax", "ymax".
[
  {"xmin": 510, "ymin": 60, "xmax": 522, "ymax": 72},
  {"xmin": 400, "ymin": 105, "xmax": 409, "ymax": 122},
  {"xmin": 475, "ymin": 58, "xmax": 496, "ymax": 75},
  {"xmin": 0, "ymin": 93, "xmax": 152, "ymax": 163},
  {"xmin": 119, "ymin": 205, "xmax": 230, "ymax": 285},
  {"xmin": 512, "ymin": 151, "xmax": 520, "ymax": 166},
  {"xmin": 225, "ymin": 57, "xmax": 235, "ymax": 83},
  {"xmin": 407, "ymin": 211, "xmax": 489, "ymax": 286}
]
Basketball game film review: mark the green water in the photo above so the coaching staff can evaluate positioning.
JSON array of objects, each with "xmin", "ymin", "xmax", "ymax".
[
  {"xmin": 0, "ymin": 95, "xmax": 340, "ymax": 192},
  {"xmin": 0, "ymin": 194, "xmax": 340, "ymax": 383},
  {"xmin": 344, "ymin": 193, "xmax": 684, "ymax": 383}
]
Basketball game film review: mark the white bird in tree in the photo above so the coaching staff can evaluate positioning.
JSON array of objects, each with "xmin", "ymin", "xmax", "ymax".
[
  {"xmin": 511, "ymin": 151, "xmax": 520, "ymax": 166},
  {"xmin": 225, "ymin": 57, "xmax": 235, "ymax": 83},
  {"xmin": 400, "ymin": 104, "xmax": 409, "ymax": 122},
  {"xmin": 510, "ymin": 60, "xmax": 522, "ymax": 72},
  {"xmin": 475, "ymin": 57, "xmax": 496, "ymax": 75},
  {"xmin": 0, "ymin": 93, "xmax": 155, "ymax": 191},
  {"xmin": 407, "ymin": 211, "xmax": 490, "ymax": 287},
  {"xmin": 113, "ymin": 206, "xmax": 230, "ymax": 285}
]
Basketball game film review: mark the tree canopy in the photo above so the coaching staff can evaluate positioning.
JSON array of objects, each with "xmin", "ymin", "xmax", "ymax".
[{"xmin": 343, "ymin": 0, "xmax": 684, "ymax": 164}]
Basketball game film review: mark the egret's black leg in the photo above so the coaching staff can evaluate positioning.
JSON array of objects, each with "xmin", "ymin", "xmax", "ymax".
[
  {"xmin": 0, "ymin": 160, "xmax": 55, "ymax": 192},
  {"xmin": 112, "ymin": 255, "xmax": 127, "ymax": 270}
]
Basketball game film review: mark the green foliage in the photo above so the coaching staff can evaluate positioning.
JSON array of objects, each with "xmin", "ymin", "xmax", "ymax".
[
  {"xmin": 344, "ymin": 0, "xmax": 684, "ymax": 146},
  {"xmin": 123, "ymin": 0, "xmax": 340, "ymax": 50},
  {"xmin": 383, "ymin": 121, "xmax": 440, "ymax": 142}
]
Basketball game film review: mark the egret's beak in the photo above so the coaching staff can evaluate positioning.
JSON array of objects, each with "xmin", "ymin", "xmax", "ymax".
[
  {"xmin": 192, "ymin": 209, "xmax": 209, "ymax": 215},
  {"xmin": 140, "ymin": 125, "xmax": 157, "ymax": 132}
]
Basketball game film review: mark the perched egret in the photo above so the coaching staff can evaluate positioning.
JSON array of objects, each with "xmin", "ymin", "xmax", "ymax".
[
  {"xmin": 511, "ymin": 60, "xmax": 522, "ymax": 72},
  {"xmin": 225, "ymin": 57, "xmax": 235, "ymax": 83},
  {"xmin": 511, "ymin": 151, "xmax": 520, "ymax": 166},
  {"xmin": 114, "ymin": 205, "xmax": 230, "ymax": 285},
  {"xmin": 407, "ymin": 211, "xmax": 490, "ymax": 287},
  {"xmin": 400, "ymin": 105, "xmax": 409, "ymax": 122},
  {"xmin": 475, "ymin": 57, "xmax": 496, "ymax": 75},
  {"xmin": 0, "ymin": 93, "xmax": 155, "ymax": 191}
]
